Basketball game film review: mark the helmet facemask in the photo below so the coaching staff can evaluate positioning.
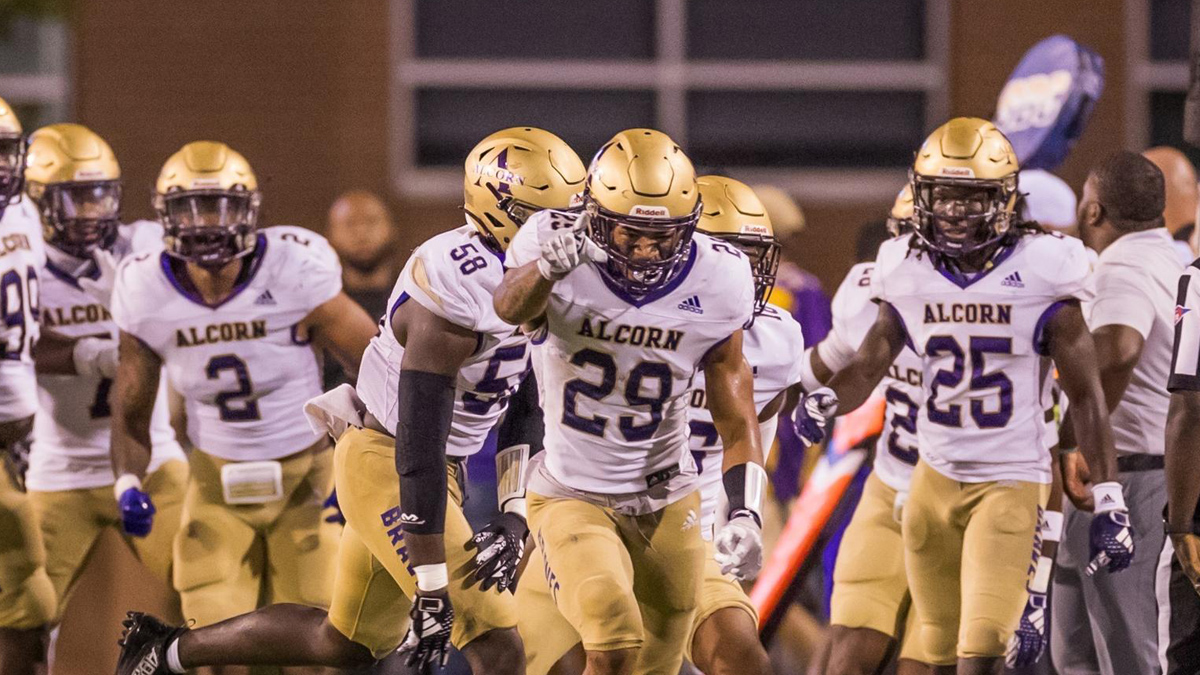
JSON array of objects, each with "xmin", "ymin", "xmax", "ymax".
[
  {"xmin": 586, "ymin": 195, "xmax": 700, "ymax": 298},
  {"xmin": 912, "ymin": 174, "xmax": 1016, "ymax": 260},
  {"xmin": 158, "ymin": 188, "xmax": 261, "ymax": 268},
  {"xmin": 715, "ymin": 232, "xmax": 781, "ymax": 316},
  {"xmin": 0, "ymin": 134, "xmax": 26, "ymax": 215},
  {"xmin": 35, "ymin": 180, "xmax": 122, "ymax": 258}
]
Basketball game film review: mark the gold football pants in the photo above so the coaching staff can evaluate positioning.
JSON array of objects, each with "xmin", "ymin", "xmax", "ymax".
[
  {"xmin": 902, "ymin": 460, "xmax": 1047, "ymax": 664},
  {"xmin": 29, "ymin": 459, "xmax": 187, "ymax": 621},
  {"xmin": 527, "ymin": 489, "xmax": 705, "ymax": 675},
  {"xmin": 173, "ymin": 444, "xmax": 338, "ymax": 627},
  {"xmin": 829, "ymin": 471, "xmax": 927, "ymax": 662},
  {"xmin": 327, "ymin": 427, "xmax": 517, "ymax": 658},
  {"xmin": 0, "ymin": 471, "xmax": 54, "ymax": 630}
]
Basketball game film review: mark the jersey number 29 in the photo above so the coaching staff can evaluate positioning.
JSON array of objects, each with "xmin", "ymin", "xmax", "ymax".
[{"xmin": 562, "ymin": 348, "xmax": 672, "ymax": 442}]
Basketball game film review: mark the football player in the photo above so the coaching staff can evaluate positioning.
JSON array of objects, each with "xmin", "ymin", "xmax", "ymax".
[
  {"xmin": 0, "ymin": 95, "xmax": 56, "ymax": 675},
  {"xmin": 115, "ymin": 127, "xmax": 583, "ymax": 675},
  {"xmin": 794, "ymin": 118, "xmax": 1129, "ymax": 674},
  {"xmin": 513, "ymin": 175, "xmax": 799, "ymax": 675},
  {"xmin": 801, "ymin": 191, "xmax": 934, "ymax": 675},
  {"xmin": 493, "ymin": 129, "xmax": 767, "ymax": 675},
  {"xmin": 107, "ymin": 141, "xmax": 376, "ymax": 675},
  {"xmin": 21, "ymin": 124, "xmax": 187, "ymax": 632}
]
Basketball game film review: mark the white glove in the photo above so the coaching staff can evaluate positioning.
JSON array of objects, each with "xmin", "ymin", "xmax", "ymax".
[
  {"xmin": 73, "ymin": 337, "xmax": 119, "ymax": 379},
  {"xmin": 892, "ymin": 489, "xmax": 909, "ymax": 525},
  {"xmin": 713, "ymin": 514, "xmax": 764, "ymax": 580},
  {"xmin": 79, "ymin": 248, "xmax": 118, "ymax": 307},
  {"xmin": 536, "ymin": 211, "xmax": 608, "ymax": 281}
]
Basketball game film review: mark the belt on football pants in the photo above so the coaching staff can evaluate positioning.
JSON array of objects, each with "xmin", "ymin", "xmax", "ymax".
[{"xmin": 1117, "ymin": 454, "xmax": 1165, "ymax": 472}]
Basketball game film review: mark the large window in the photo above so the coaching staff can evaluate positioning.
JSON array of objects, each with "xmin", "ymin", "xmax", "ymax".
[
  {"xmin": 1129, "ymin": 0, "xmax": 1196, "ymax": 163},
  {"xmin": 390, "ymin": 0, "xmax": 949, "ymax": 202},
  {"xmin": 0, "ymin": 17, "xmax": 71, "ymax": 132}
]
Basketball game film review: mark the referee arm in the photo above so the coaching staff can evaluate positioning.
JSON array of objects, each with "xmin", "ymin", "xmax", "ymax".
[{"xmin": 1166, "ymin": 264, "xmax": 1200, "ymax": 594}]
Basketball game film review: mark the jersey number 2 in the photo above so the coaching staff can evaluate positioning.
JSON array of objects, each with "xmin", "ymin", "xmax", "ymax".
[
  {"xmin": 562, "ymin": 348, "xmax": 672, "ymax": 442},
  {"xmin": 206, "ymin": 355, "xmax": 261, "ymax": 422}
]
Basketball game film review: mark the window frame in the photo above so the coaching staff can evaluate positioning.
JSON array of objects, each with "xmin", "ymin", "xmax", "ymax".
[
  {"xmin": 389, "ymin": 0, "xmax": 950, "ymax": 203},
  {"xmin": 1125, "ymin": 0, "xmax": 1188, "ymax": 150},
  {"xmin": 0, "ymin": 19, "xmax": 71, "ymax": 130}
]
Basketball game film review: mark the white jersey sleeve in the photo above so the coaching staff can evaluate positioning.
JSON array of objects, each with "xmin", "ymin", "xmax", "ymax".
[
  {"xmin": 505, "ymin": 209, "xmax": 579, "ymax": 270},
  {"xmin": 0, "ymin": 199, "xmax": 45, "ymax": 422},
  {"xmin": 533, "ymin": 228, "xmax": 755, "ymax": 494},
  {"xmin": 111, "ymin": 226, "xmax": 339, "ymax": 461},
  {"xmin": 687, "ymin": 303, "xmax": 804, "ymax": 534},
  {"xmin": 356, "ymin": 225, "xmax": 529, "ymax": 457}
]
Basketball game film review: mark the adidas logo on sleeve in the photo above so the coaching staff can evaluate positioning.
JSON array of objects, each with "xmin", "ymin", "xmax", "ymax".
[
  {"xmin": 1001, "ymin": 271, "xmax": 1024, "ymax": 288},
  {"xmin": 255, "ymin": 290, "xmax": 277, "ymax": 306},
  {"xmin": 678, "ymin": 295, "xmax": 704, "ymax": 314}
]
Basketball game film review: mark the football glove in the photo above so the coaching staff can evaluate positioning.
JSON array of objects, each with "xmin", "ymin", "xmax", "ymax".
[
  {"xmin": 323, "ymin": 488, "xmax": 345, "ymax": 525},
  {"xmin": 467, "ymin": 511, "xmax": 528, "ymax": 593},
  {"xmin": 2, "ymin": 436, "xmax": 30, "ymax": 492},
  {"xmin": 1086, "ymin": 481, "xmax": 1134, "ymax": 576},
  {"xmin": 794, "ymin": 387, "xmax": 838, "ymax": 447},
  {"xmin": 117, "ymin": 485, "xmax": 156, "ymax": 538},
  {"xmin": 714, "ymin": 513, "xmax": 764, "ymax": 580},
  {"xmin": 399, "ymin": 587, "xmax": 454, "ymax": 670},
  {"xmin": 1006, "ymin": 590, "xmax": 1048, "ymax": 668},
  {"xmin": 536, "ymin": 212, "xmax": 608, "ymax": 281},
  {"xmin": 79, "ymin": 247, "xmax": 119, "ymax": 307}
]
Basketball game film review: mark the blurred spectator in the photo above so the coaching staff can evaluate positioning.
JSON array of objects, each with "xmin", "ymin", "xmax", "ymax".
[
  {"xmin": 753, "ymin": 184, "xmax": 833, "ymax": 504},
  {"xmin": 1143, "ymin": 146, "xmax": 1199, "ymax": 264},
  {"xmin": 324, "ymin": 190, "xmax": 398, "ymax": 387}
]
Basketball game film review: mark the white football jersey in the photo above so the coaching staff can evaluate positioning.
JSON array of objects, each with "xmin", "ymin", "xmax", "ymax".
[
  {"xmin": 832, "ymin": 260, "xmax": 924, "ymax": 492},
  {"xmin": 356, "ymin": 224, "xmax": 529, "ymax": 457},
  {"xmin": 0, "ymin": 198, "xmax": 45, "ymax": 423},
  {"xmin": 687, "ymin": 303, "xmax": 804, "ymax": 536},
  {"xmin": 28, "ymin": 222, "xmax": 183, "ymax": 491},
  {"xmin": 871, "ymin": 232, "xmax": 1090, "ymax": 484},
  {"xmin": 508, "ymin": 210, "xmax": 756, "ymax": 494},
  {"xmin": 111, "ymin": 226, "xmax": 341, "ymax": 461}
]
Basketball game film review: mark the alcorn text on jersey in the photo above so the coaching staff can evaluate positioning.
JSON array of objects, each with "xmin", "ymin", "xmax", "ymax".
[
  {"xmin": 356, "ymin": 224, "xmax": 530, "ymax": 456},
  {"xmin": 110, "ymin": 226, "xmax": 340, "ymax": 461},
  {"xmin": 871, "ymin": 232, "xmax": 1090, "ymax": 484},
  {"xmin": 687, "ymin": 303, "xmax": 804, "ymax": 536},
  {"xmin": 28, "ymin": 221, "xmax": 183, "ymax": 491},
  {"xmin": 508, "ymin": 209, "xmax": 755, "ymax": 494},
  {"xmin": 0, "ymin": 198, "xmax": 44, "ymax": 422},
  {"xmin": 833, "ymin": 259, "xmax": 924, "ymax": 492}
]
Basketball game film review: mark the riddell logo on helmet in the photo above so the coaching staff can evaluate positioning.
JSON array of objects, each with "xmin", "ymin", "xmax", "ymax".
[
  {"xmin": 189, "ymin": 178, "xmax": 223, "ymax": 189},
  {"xmin": 631, "ymin": 205, "xmax": 670, "ymax": 217},
  {"xmin": 940, "ymin": 166, "xmax": 975, "ymax": 178},
  {"xmin": 740, "ymin": 224, "xmax": 770, "ymax": 236},
  {"xmin": 73, "ymin": 169, "xmax": 105, "ymax": 180}
]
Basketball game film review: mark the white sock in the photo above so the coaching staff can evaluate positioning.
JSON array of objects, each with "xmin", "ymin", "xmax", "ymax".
[{"xmin": 166, "ymin": 637, "xmax": 185, "ymax": 674}]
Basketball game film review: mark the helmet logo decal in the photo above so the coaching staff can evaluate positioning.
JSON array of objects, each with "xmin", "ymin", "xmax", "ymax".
[
  {"xmin": 474, "ymin": 148, "xmax": 523, "ymax": 194},
  {"xmin": 631, "ymin": 204, "xmax": 669, "ymax": 217},
  {"xmin": 740, "ymin": 224, "xmax": 770, "ymax": 236},
  {"xmin": 939, "ymin": 166, "xmax": 975, "ymax": 178}
]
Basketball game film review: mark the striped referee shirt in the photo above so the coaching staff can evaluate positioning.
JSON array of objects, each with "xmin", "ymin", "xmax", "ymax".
[{"xmin": 1170, "ymin": 260, "xmax": 1200, "ymax": 392}]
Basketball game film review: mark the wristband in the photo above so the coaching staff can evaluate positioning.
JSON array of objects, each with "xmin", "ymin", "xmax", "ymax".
[
  {"xmin": 1041, "ymin": 510, "xmax": 1064, "ymax": 543},
  {"xmin": 495, "ymin": 444, "xmax": 530, "ymax": 517},
  {"xmin": 1091, "ymin": 481, "xmax": 1127, "ymax": 514},
  {"xmin": 1029, "ymin": 555, "xmax": 1054, "ymax": 593},
  {"xmin": 816, "ymin": 331, "xmax": 855, "ymax": 374},
  {"xmin": 414, "ymin": 563, "xmax": 449, "ymax": 591},
  {"xmin": 798, "ymin": 347, "xmax": 822, "ymax": 393},
  {"xmin": 114, "ymin": 473, "xmax": 142, "ymax": 500},
  {"xmin": 723, "ymin": 462, "xmax": 767, "ymax": 527}
]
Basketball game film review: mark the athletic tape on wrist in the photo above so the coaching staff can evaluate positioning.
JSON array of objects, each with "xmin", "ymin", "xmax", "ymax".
[
  {"xmin": 1041, "ymin": 510, "xmax": 1064, "ymax": 543},
  {"xmin": 1091, "ymin": 481, "xmax": 1127, "ymax": 514},
  {"xmin": 798, "ymin": 347, "xmax": 823, "ymax": 393},
  {"xmin": 816, "ymin": 331, "xmax": 855, "ymax": 374},
  {"xmin": 114, "ymin": 473, "xmax": 142, "ymax": 501},
  {"xmin": 1030, "ymin": 555, "xmax": 1054, "ymax": 593},
  {"xmin": 414, "ymin": 563, "xmax": 449, "ymax": 592},
  {"xmin": 496, "ymin": 444, "xmax": 530, "ymax": 515}
]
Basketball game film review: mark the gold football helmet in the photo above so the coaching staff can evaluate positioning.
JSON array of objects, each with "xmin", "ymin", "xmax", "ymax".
[
  {"xmin": 584, "ymin": 128, "xmax": 700, "ymax": 296},
  {"xmin": 910, "ymin": 117, "xmax": 1019, "ymax": 258},
  {"xmin": 154, "ymin": 141, "xmax": 261, "ymax": 267},
  {"xmin": 886, "ymin": 184, "xmax": 915, "ymax": 237},
  {"xmin": 0, "ymin": 96, "xmax": 26, "ymax": 214},
  {"xmin": 464, "ymin": 127, "xmax": 585, "ymax": 252},
  {"xmin": 697, "ymin": 175, "xmax": 779, "ymax": 315},
  {"xmin": 25, "ymin": 124, "xmax": 122, "ymax": 257}
]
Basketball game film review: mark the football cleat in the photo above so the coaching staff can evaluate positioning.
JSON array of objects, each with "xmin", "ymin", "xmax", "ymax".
[{"xmin": 116, "ymin": 611, "xmax": 188, "ymax": 675}]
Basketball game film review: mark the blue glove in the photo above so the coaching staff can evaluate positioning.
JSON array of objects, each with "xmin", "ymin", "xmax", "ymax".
[
  {"xmin": 118, "ymin": 487, "xmax": 156, "ymax": 538},
  {"xmin": 793, "ymin": 387, "xmax": 838, "ymax": 447},
  {"xmin": 1006, "ymin": 590, "xmax": 1048, "ymax": 667},
  {"xmin": 1087, "ymin": 510, "xmax": 1135, "ymax": 575},
  {"xmin": 323, "ymin": 489, "xmax": 346, "ymax": 525}
]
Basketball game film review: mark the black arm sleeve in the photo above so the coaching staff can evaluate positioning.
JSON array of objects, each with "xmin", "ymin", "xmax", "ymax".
[
  {"xmin": 496, "ymin": 370, "xmax": 544, "ymax": 455},
  {"xmin": 396, "ymin": 369, "xmax": 456, "ymax": 534}
]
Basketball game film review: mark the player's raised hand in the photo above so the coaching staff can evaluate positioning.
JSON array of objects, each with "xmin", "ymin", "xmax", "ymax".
[
  {"xmin": 467, "ymin": 511, "xmax": 528, "ymax": 593},
  {"xmin": 115, "ymin": 475, "xmax": 156, "ymax": 537},
  {"xmin": 1006, "ymin": 590, "xmax": 1049, "ymax": 667},
  {"xmin": 714, "ymin": 514, "xmax": 763, "ymax": 580},
  {"xmin": 1086, "ymin": 482, "xmax": 1134, "ymax": 575},
  {"xmin": 79, "ymin": 247, "xmax": 119, "ymax": 307},
  {"xmin": 399, "ymin": 587, "xmax": 454, "ymax": 670},
  {"xmin": 536, "ymin": 211, "xmax": 607, "ymax": 281},
  {"xmin": 794, "ymin": 387, "xmax": 838, "ymax": 447}
]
